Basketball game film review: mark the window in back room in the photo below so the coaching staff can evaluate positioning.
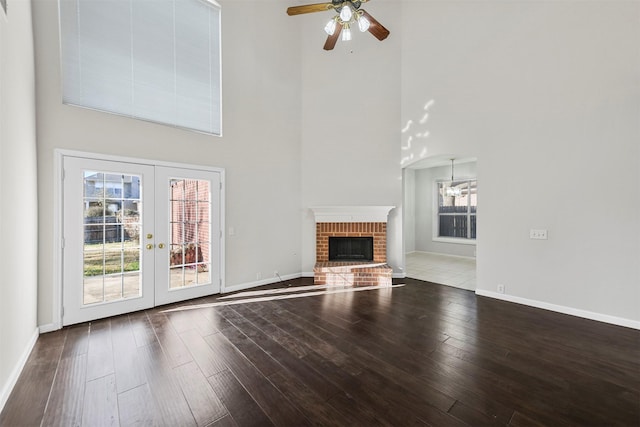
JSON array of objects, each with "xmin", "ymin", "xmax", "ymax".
[{"xmin": 436, "ymin": 179, "xmax": 477, "ymax": 240}]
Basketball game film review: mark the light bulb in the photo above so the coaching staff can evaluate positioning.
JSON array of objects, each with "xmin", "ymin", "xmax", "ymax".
[
  {"xmin": 357, "ymin": 15, "xmax": 370, "ymax": 32},
  {"xmin": 342, "ymin": 25, "xmax": 352, "ymax": 41},
  {"xmin": 324, "ymin": 18, "xmax": 337, "ymax": 35},
  {"xmin": 340, "ymin": 4, "xmax": 353, "ymax": 22}
]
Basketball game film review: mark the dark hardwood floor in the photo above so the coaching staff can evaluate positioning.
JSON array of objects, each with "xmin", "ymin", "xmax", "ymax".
[{"xmin": 1, "ymin": 277, "xmax": 639, "ymax": 426}]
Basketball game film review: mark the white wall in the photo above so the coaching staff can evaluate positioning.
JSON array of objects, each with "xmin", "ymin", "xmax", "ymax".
[
  {"xmin": 403, "ymin": 168, "xmax": 415, "ymax": 253},
  {"xmin": 32, "ymin": 0, "xmax": 303, "ymax": 327},
  {"xmin": 299, "ymin": 1, "xmax": 404, "ymax": 275},
  {"xmin": 401, "ymin": 1, "xmax": 640, "ymax": 325},
  {"xmin": 0, "ymin": 0, "xmax": 39, "ymax": 411},
  {"xmin": 413, "ymin": 162, "xmax": 476, "ymax": 257}
]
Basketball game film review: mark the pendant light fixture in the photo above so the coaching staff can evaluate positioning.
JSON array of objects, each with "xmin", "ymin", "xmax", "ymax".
[{"xmin": 445, "ymin": 159, "xmax": 462, "ymax": 197}]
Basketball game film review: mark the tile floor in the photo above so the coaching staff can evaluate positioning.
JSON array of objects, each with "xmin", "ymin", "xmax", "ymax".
[{"xmin": 405, "ymin": 251, "xmax": 476, "ymax": 290}]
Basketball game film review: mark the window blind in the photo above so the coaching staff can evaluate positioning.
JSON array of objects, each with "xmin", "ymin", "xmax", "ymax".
[{"xmin": 59, "ymin": 0, "xmax": 221, "ymax": 136}]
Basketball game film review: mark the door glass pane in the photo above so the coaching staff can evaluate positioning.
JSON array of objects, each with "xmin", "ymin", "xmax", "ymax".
[
  {"xmin": 196, "ymin": 242, "xmax": 210, "ymax": 284},
  {"xmin": 169, "ymin": 178, "xmax": 211, "ymax": 289},
  {"xmin": 83, "ymin": 170, "xmax": 142, "ymax": 305}
]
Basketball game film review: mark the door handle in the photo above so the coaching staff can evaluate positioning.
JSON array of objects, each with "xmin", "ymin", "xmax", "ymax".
[
  {"xmin": 158, "ymin": 243, "xmax": 165, "ymax": 249},
  {"xmin": 146, "ymin": 243, "xmax": 154, "ymax": 250}
]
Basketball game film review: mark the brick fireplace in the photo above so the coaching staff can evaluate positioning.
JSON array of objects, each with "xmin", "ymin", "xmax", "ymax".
[
  {"xmin": 311, "ymin": 206, "xmax": 394, "ymax": 287},
  {"xmin": 316, "ymin": 222, "xmax": 387, "ymax": 262}
]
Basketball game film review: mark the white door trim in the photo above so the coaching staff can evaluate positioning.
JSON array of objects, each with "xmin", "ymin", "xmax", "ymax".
[{"xmin": 53, "ymin": 149, "xmax": 225, "ymax": 330}]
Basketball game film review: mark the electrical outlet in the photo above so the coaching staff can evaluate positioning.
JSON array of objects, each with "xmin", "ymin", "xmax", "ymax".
[
  {"xmin": 256, "ymin": 272, "xmax": 262, "ymax": 280},
  {"xmin": 530, "ymin": 229, "xmax": 548, "ymax": 240},
  {"xmin": 497, "ymin": 284, "xmax": 505, "ymax": 294}
]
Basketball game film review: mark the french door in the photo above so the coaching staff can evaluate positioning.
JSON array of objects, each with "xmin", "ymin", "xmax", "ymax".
[{"xmin": 62, "ymin": 156, "xmax": 222, "ymax": 326}]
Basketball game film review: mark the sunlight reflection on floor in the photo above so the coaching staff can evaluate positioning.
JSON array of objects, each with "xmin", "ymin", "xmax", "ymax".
[{"xmin": 162, "ymin": 283, "xmax": 405, "ymax": 313}]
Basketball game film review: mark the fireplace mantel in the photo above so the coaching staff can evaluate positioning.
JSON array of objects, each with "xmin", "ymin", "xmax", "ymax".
[{"xmin": 310, "ymin": 206, "xmax": 395, "ymax": 223}]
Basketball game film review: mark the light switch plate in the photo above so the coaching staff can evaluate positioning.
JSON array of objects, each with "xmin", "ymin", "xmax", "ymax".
[{"xmin": 530, "ymin": 229, "xmax": 548, "ymax": 240}]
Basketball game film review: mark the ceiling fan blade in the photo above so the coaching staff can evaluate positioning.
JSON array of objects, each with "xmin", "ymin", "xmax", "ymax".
[
  {"xmin": 287, "ymin": 3, "xmax": 334, "ymax": 16},
  {"xmin": 361, "ymin": 10, "xmax": 390, "ymax": 41},
  {"xmin": 323, "ymin": 25, "xmax": 342, "ymax": 50}
]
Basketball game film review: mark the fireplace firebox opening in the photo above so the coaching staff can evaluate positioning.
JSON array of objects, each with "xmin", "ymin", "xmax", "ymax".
[{"xmin": 328, "ymin": 237, "xmax": 374, "ymax": 262}]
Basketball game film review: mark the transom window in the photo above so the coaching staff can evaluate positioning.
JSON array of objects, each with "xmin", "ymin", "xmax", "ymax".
[
  {"xmin": 59, "ymin": 0, "xmax": 221, "ymax": 136},
  {"xmin": 436, "ymin": 179, "xmax": 477, "ymax": 241}
]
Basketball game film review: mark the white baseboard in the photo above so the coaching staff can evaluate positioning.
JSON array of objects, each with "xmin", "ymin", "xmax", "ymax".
[
  {"xmin": 39, "ymin": 322, "xmax": 61, "ymax": 334},
  {"xmin": 223, "ymin": 273, "xmax": 302, "ymax": 294},
  {"xmin": 0, "ymin": 327, "xmax": 39, "ymax": 413},
  {"xmin": 410, "ymin": 250, "xmax": 476, "ymax": 260},
  {"xmin": 475, "ymin": 289, "xmax": 640, "ymax": 330}
]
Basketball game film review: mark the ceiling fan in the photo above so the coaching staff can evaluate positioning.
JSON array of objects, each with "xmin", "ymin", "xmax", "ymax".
[{"xmin": 287, "ymin": 0, "xmax": 390, "ymax": 51}]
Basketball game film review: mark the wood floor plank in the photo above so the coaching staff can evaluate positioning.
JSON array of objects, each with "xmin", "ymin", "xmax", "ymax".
[
  {"xmin": 180, "ymin": 328, "xmax": 228, "ymax": 377},
  {"xmin": 61, "ymin": 323, "xmax": 89, "ymax": 359},
  {"xmin": 215, "ymin": 315, "xmax": 283, "ymax": 377},
  {"xmin": 268, "ymin": 369, "xmax": 370, "ymax": 427},
  {"xmin": 354, "ymin": 364, "xmax": 459, "ymax": 425},
  {"xmin": 218, "ymin": 304, "xmax": 340, "ymax": 401},
  {"xmin": 147, "ymin": 310, "xmax": 194, "ymax": 368},
  {"xmin": 251, "ymin": 301, "xmax": 356, "ymax": 373},
  {"xmin": 325, "ymin": 391, "xmax": 395, "ymax": 427},
  {"xmin": 82, "ymin": 374, "xmax": 119, "ymax": 427},
  {"xmin": 174, "ymin": 361, "xmax": 229, "ymax": 426},
  {"xmin": 448, "ymin": 400, "xmax": 503, "ymax": 426},
  {"xmin": 110, "ymin": 314, "xmax": 147, "ymax": 394},
  {"xmin": 445, "ymin": 334, "xmax": 640, "ymax": 422},
  {"xmin": 508, "ymin": 410, "xmax": 550, "ymax": 427},
  {"xmin": 428, "ymin": 343, "xmax": 593, "ymax": 426},
  {"xmin": 41, "ymin": 354, "xmax": 87, "ymax": 427},
  {"xmin": 128, "ymin": 311, "xmax": 156, "ymax": 348},
  {"xmin": 414, "ymin": 353, "xmax": 516, "ymax": 424},
  {"xmin": 206, "ymin": 414, "xmax": 239, "ymax": 427},
  {"xmin": 207, "ymin": 369, "xmax": 274, "ymax": 427},
  {"xmin": 137, "ymin": 341, "xmax": 197, "ymax": 426},
  {"xmin": 441, "ymin": 335, "xmax": 640, "ymax": 425},
  {"xmin": 86, "ymin": 319, "xmax": 115, "ymax": 381},
  {"xmin": 233, "ymin": 304, "xmax": 309, "ymax": 358},
  {"xmin": 204, "ymin": 331, "xmax": 311, "ymax": 426},
  {"xmin": 300, "ymin": 348, "xmax": 429, "ymax": 426},
  {"xmin": 164, "ymin": 303, "xmax": 220, "ymax": 336},
  {"xmin": 117, "ymin": 384, "xmax": 160, "ymax": 427},
  {"xmin": 163, "ymin": 308, "xmax": 199, "ymax": 333}
]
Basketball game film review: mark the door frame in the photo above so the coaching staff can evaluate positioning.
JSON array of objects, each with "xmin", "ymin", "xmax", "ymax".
[{"xmin": 53, "ymin": 149, "xmax": 226, "ymax": 330}]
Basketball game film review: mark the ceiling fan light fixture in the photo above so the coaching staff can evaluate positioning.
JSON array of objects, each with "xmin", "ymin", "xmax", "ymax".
[
  {"xmin": 357, "ymin": 13, "xmax": 370, "ymax": 32},
  {"xmin": 341, "ymin": 24, "xmax": 352, "ymax": 41},
  {"xmin": 324, "ymin": 17, "xmax": 337, "ymax": 35},
  {"xmin": 339, "ymin": 4, "xmax": 353, "ymax": 22},
  {"xmin": 286, "ymin": 0, "xmax": 390, "ymax": 50}
]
